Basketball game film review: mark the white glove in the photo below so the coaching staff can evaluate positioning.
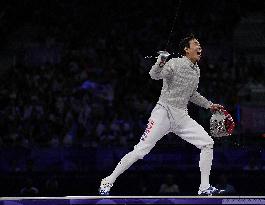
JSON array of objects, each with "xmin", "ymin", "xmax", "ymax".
[{"xmin": 157, "ymin": 51, "xmax": 170, "ymax": 67}]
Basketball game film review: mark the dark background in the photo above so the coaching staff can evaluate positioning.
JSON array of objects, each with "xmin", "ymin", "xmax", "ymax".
[{"xmin": 0, "ymin": 0, "xmax": 264, "ymax": 196}]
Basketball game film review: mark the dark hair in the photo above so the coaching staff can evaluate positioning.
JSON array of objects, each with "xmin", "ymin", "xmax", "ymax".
[{"xmin": 178, "ymin": 33, "xmax": 197, "ymax": 56}]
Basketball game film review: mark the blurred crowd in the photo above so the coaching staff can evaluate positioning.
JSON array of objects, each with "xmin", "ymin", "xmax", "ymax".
[
  {"xmin": 0, "ymin": 0, "xmax": 264, "ymax": 149},
  {"xmin": 0, "ymin": 0, "xmax": 264, "ymax": 197}
]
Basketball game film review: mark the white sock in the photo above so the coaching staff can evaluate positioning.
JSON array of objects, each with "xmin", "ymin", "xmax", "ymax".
[
  {"xmin": 199, "ymin": 146, "xmax": 213, "ymax": 191},
  {"xmin": 106, "ymin": 150, "xmax": 139, "ymax": 184}
]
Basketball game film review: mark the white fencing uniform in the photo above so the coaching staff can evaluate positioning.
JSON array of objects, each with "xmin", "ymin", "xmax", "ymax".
[{"xmin": 104, "ymin": 56, "xmax": 214, "ymax": 191}]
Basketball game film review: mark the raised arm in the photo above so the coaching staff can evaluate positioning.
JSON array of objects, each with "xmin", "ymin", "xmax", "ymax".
[{"xmin": 149, "ymin": 56, "xmax": 174, "ymax": 80}]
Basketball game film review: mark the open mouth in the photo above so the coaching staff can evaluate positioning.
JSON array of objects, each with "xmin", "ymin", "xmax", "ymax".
[{"xmin": 197, "ymin": 51, "xmax": 202, "ymax": 57}]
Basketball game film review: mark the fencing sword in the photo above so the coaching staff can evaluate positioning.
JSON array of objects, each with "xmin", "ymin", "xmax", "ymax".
[{"xmin": 144, "ymin": 0, "xmax": 182, "ymax": 59}]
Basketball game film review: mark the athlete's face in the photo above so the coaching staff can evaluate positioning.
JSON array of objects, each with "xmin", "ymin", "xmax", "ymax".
[{"xmin": 185, "ymin": 39, "xmax": 202, "ymax": 64}]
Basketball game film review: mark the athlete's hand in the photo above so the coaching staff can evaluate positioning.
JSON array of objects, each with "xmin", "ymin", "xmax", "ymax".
[
  {"xmin": 157, "ymin": 55, "xmax": 167, "ymax": 67},
  {"xmin": 157, "ymin": 51, "xmax": 170, "ymax": 67},
  {"xmin": 210, "ymin": 104, "xmax": 224, "ymax": 113}
]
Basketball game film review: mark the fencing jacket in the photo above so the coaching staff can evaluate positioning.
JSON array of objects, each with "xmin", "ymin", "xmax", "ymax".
[{"xmin": 149, "ymin": 56, "xmax": 212, "ymax": 110}]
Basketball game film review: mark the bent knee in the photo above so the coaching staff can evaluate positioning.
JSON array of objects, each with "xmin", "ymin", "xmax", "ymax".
[
  {"xmin": 199, "ymin": 136, "xmax": 214, "ymax": 149},
  {"xmin": 203, "ymin": 143, "xmax": 213, "ymax": 150}
]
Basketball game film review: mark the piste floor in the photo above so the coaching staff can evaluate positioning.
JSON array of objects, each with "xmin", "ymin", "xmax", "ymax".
[{"xmin": 1, "ymin": 196, "xmax": 265, "ymax": 204}]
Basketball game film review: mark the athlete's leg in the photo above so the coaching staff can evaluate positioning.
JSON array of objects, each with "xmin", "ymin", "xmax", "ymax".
[
  {"xmin": 99, "ymin": 104, "xmax": 171, "ymax": 194},
  {"xmin": 172, "ymin": 110, "xmax": 214, "ymax": 191}
]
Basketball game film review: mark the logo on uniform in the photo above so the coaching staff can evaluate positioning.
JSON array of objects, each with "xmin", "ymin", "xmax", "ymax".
[{"xmin": 141, "ymin": 120, "xmax": 155, "ymax": 141}]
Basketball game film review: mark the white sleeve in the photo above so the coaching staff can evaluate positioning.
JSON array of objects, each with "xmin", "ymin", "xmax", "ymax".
[
  {"xmin": 189, "ymin": 90, "xmax": 213, "ymax": 109},
  {"xmin": 149, "ymin": 57, "xmax": 174, "ymax": 80}
]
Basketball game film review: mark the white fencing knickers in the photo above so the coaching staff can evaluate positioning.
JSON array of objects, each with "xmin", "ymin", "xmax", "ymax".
[{"xmin": 107, "ymin": 102, "xmax": 214, "ymax": 191}]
